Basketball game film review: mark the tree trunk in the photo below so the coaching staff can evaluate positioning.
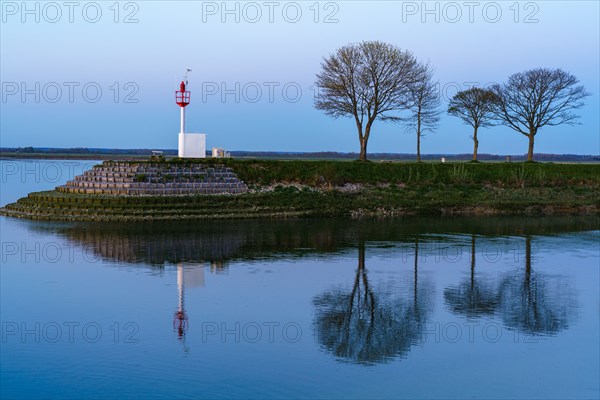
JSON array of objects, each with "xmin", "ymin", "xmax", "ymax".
[
  {"xmin": 527, "ymin": 134, "xmax": 535, "ymax": 161},
  {"xmin": 417, "ymin": 135, "xmax": 421, "ymax": 162},
  {"xmin": 472, "ymin": 126, "xmax": 479, "ymax": 161},
  {"xmin": 416, "ymin": 114, "xmax": 422, "ymax": 163},
  {"xmin": 417, "ymin": 114, "xmax": 421, "ymax": 162},
  {"xmin": 359, "ymin": 121, "xmax": 373, "ymax": 161},
  {"xmin": 359, "ymin": 139, "xmax": 368, "ymax": 161}
]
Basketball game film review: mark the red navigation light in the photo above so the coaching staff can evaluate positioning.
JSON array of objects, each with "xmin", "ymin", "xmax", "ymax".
[{"xmin": 175, "ymin": 81, "xmax": 190, "ymax": 107}]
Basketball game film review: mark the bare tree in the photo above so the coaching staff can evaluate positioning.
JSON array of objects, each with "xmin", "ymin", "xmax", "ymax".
[
  {"xmin": 492, "ymin": 68, "xmax": 589, "ymax": 161},
  {"xmin": 447, "ymin": 88, "xmax": 499, "ymax": 161},
  {"xmin": 315, "ymin": 41, "xmax": 421, "ymax": 161},
  {"xmin": 403, "ymin": 63, "xmax": 440, "ymax": 162}
]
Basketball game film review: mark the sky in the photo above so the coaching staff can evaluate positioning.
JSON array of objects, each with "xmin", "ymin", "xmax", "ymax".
[{"xmin": 1, "ymin": 0, "xmax": 599, "ymax": 155}]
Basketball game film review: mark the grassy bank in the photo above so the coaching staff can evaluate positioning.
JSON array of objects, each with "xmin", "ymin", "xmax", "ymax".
[
  {"xmin": 201, "ymin": 159, "xmax": 599, "ymax": 187},
  {"xmin": 1, "ymin": 160, "xmax": 598, "ymax": 221}
]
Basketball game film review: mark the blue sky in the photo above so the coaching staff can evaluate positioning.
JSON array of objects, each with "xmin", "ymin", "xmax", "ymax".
[{"xmin": 1, "ymin": 1, "xmax": 599, "ymax": 155}]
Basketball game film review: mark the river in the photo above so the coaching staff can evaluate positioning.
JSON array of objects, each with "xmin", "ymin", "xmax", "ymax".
[{"xmin": 1, "ymin": 159, "xmax": 598, "ymax": 399}]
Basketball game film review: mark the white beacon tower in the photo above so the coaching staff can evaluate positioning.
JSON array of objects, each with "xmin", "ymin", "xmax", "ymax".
[{"xmin": 175, "ymin": 74, "xmax": 206, "ymax": 158}]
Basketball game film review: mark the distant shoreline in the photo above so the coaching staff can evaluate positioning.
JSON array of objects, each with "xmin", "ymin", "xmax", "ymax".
[{"xmin": 1, "ymin": 149, "xmax": 599, "ymax": 163}]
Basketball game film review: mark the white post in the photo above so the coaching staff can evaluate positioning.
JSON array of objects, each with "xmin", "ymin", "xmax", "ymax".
[{"xmin": 180, "ymin": 107, "xmax": 185, "ymax": 134}]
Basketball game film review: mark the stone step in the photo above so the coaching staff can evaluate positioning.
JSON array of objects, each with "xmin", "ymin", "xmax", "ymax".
[
  {"xmin": 91, "ymin": 166, "xmax": 232, "ymax": 173},
  {"xmin": 55, "ymin": 187, "xmax": 247, "ymax": 195},
  {"xmin": 58, "ymin": 162, "xmax": 247, "ymax": 196},
  {"xmin": 82, "ymin": 171, "xmax": 235, "ymax": 179},
  {"xmin": 64, "ymin": 181, "xmax": 245, "ymax": 189}
]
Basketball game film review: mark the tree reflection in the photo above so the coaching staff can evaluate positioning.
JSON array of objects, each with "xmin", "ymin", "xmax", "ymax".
[
  {"xmin": 498, "ymin": 236, "xmax": 574, "ymax": 335},
  {"xmin": 444, "ymin": 235, "xmax": 498, "ymax": 317},
  {"xmin": 31, "ymin": 216, "xmax": 598, "ymax": 266},
  {"xmin": 313, "ymin": 238, "xmax": 432, "ymax": 365}
]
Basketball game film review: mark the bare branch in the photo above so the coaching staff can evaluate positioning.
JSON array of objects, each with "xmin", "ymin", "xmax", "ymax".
[
  {"xmin": 492, "ymin": 68, "xmax": 589, "ymax": 160},
  {"xmin": 494, "ymin": 68, "xmax": 589, "ymax": 136},
  {"xmin": 314, "ymin": 41, "xmax": 421, "ymax": 161}
]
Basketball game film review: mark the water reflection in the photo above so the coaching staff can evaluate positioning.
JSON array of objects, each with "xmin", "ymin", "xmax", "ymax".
[
  {"xmin": 444, "ymin": 235, "xmax": 576, "ymax": 336},
  {"xmin": 22, "ymin": 216, "xmax": 597, "ymax": 363},
  {"xmin": 497, "ymin": 236, "xmax": 574, "ymax": 335},
  {"xmin": 28, "ymin": 216, "xmax": 599, "ymax": 265},
  {"xmin": 173, "ymin": 264, "xmax": 189, "ymax": 347},
  {"xmin": 171, "ymin": 263, "xmax": 208, "ymax": 351},
  {"xmin": 313, "ymin": 238, "xmax": 433, "ymax": 365},
  {"xmin": 444, "ymin": 234, "xmax": 499, "ymax": 317}
]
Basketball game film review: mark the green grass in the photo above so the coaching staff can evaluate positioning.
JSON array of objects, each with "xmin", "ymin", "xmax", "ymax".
[{"xmin": 110, "ymin": 158, "xmax": 599, "ymax": 187}]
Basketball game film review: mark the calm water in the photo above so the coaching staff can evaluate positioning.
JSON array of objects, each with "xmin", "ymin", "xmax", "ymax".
[{"xmin": 1, "ymin": 160, "xmax": 599, "ymax": 399}]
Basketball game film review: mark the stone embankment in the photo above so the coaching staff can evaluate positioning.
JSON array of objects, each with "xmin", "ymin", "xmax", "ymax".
[
  {"xmin": 57, "ymin": 161, "xmax": 247, "ymax": 195},
  {"xmin": 0, "ymin": 161, "xmax": 261, "ymax": 221}
]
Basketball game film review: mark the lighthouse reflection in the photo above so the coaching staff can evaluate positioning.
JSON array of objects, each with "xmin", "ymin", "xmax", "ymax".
[
  {"xmin": 172, "ymin": 261, "xmax": 228, "ymax": 350},
  {"xmin": 313, "ymin": 238, "xmax": 434, "ymax": 365},
  {"xmin": 173, "ymin": 264, "xmax": 189, "ymax": 345}
]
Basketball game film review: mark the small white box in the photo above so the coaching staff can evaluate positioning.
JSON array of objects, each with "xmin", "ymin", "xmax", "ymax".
[{"xmin": 178, "ymin": 133, "xmax": 206, "ymax": 158}]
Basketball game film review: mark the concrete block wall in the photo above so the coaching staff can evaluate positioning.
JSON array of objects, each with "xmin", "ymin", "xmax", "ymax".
[{"xmin": 56, "ymin": 161, "xmax": 248, "ymax": 196}]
